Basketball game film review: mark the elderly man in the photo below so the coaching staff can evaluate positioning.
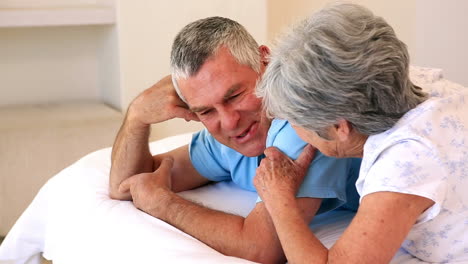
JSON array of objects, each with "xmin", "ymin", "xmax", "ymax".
[{"xmin": 109, "ymin": 16, "xmax": 360, "ymax": 263}]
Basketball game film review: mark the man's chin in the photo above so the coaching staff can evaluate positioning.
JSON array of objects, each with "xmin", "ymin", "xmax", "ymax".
[
  {"xmin": 234, "ymin": 144, "xmax": 266, "ymax": 157},
  {"xmin": 216, "ymin": 136, "xmax": 267, "ymax": 157}
]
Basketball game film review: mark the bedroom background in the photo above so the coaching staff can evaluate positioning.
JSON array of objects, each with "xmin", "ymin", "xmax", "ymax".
[{"xmin": 1, "ymin": 0, "xmax": 467, "ymax": 243}]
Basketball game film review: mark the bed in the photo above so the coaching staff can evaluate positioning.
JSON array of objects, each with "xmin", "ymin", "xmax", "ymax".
[
  {"xmin": 0, "ymin": 132, "xmax": 426, "ymax": 264},
  {"xmin": 0, "ymin": 66, "xmax": 451, "ymax": 264}
]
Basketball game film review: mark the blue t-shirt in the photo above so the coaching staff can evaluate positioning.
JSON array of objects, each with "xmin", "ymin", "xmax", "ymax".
[{"xmin": 189, "ymin": 119, "xmax": 361, "ymax": 214}]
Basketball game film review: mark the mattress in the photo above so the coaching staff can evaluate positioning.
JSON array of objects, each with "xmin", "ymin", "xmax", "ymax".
[{"xmin": 0, "ymin": 133, "xmax": 426, "ymax": 264}]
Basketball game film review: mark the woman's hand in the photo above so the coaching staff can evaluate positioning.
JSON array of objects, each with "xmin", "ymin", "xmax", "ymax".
[{"xmin": 254, "ymin": 145, "xmax": 316, "ymax": 206}]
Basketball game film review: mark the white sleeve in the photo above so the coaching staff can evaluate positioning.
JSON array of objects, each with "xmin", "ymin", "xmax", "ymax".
[{"xmin": 360, "ymin": 139, "xmax": 447, "ymax": 224}]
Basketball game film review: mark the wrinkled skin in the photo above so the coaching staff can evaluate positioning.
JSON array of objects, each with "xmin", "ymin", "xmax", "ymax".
[{"xmin": 254, "ymin": 145, "xmax": 316, "ymax": 207}]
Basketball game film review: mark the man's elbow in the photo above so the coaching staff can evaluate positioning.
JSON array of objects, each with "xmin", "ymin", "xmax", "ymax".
[
  {"xmin": 245, "ymin": 242, "xmax": 286, "ymax": 264},
  {"xmin": 108, "ymin": 171, "xmax": 132, "ymax": 200}
]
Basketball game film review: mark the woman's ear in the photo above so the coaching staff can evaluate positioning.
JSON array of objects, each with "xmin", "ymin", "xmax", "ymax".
[{"xmin": 334, "ymin": 119, "xmax": 352, "ymax": 142}]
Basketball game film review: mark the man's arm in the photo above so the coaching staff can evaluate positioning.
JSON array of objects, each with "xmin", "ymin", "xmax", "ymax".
[
  {"xmin": 120, "ymin": 163, "xmax": 321, "ymax": 263},
  {"xmin": 109, "ymin": 112, "xmax": 152, "ymax": 200},
  {"xmin": 119, "ymin": 142, "xmax": 320, "ymax": 263},
  {"xmin": 159, "ymin": 194, "xmax": 321, "ymax": 263},
  {"xmin": 109, "ymin": 75, "xmax": 201, "ymax": 200}
]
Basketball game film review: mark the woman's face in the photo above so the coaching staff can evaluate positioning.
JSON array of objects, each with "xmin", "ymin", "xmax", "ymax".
[
  {"xmin": 291, "ymin": 124, "xmax": 366, "ymax": 158},
  {"xmin": 291, "ymin": 125, "xmax": 340, "ymax": 157}
]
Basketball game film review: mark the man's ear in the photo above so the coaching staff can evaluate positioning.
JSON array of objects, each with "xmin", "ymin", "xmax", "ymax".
[
  {"xmin": 334, "ymin": 119, "xmax": 353, "ymax": 142},
  {"xmin": 259, "ymin": 45, "xmax": 270, "ymax": 66}
]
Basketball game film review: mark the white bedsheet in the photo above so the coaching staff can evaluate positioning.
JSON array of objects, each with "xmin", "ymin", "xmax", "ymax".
[{"xmin": 0, "ymin": 132, "xmax": 427, "ymax": 264}]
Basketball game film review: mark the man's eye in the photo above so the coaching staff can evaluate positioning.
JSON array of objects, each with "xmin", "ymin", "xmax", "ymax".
[
  {"xmin": 229, "ymin": 93, "xmax": 241, "ymax": 101},
  {"xmin": 200, "ymin": 109, "xmax": 212, "ymax": 115}
]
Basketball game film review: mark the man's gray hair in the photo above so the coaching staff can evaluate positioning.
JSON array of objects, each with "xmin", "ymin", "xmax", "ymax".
[
  {"xmin": 257, "ymin": 3, "xmax": 427, "ymax": 136},
  {"xmin": 170, "ymin": 16, "xmax": 261, "ymax": 102}
]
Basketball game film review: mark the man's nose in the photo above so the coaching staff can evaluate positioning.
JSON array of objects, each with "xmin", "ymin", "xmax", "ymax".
[{"xmin": 218, "ymin": 105, "xmax": 240, "ymax": 131}]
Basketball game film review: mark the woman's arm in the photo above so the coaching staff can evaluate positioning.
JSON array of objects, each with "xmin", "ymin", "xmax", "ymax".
[
  {"xmin": 266, "ymin": 191, "xmax": 433, "ymax": 264},
  {"xmin": 254, "ymin": 145, "xmax": 328, "ymax": 263},
  {"xmin": 329, "ymin": 192, "xmax": 434, "ymax": 263},
  {"xmin": 263, "ymin": 194, "xmax": 328, "ymax": 263},
  {"xmin": 255, "ymin": 147, "xmax": 434, "ymax": 264}
]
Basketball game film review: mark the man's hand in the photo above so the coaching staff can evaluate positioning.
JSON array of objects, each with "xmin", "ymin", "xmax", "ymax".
[
  {"xmin": 254, "ymin": 145, "xmax": 316, "ymax": 207},
  {"xmin": 118, "ymin": 152, "xmax": 321, "ymax": 264},
  {"xmin": 109, "ymin": 75, "xmax": 202, "ymax": 200},
  {"xmin": 119, "ymin": 157, "xmax": 174, "ymax": 215},
  {"xmin": 127, "ymin": 75, "xmax": 199, "ymax": 127}
]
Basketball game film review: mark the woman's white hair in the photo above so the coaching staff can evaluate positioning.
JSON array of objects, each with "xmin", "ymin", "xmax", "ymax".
[{"xmin": 257, "ymin": 2, "xmax": 427, "ymax": 136}]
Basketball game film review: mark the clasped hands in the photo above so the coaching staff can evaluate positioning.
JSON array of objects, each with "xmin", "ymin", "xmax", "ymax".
[
  {"xmin": 119, "ymin": 144, "xmax": 316, "ymax": 218},
  {"xmin": 119, "ymin": 157, "xmax": 175, "ymax": 218}
]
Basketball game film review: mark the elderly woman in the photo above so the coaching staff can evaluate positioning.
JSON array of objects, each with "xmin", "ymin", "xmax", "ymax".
[{"xmin": 255, "ymin": 3, "xmax": 468, "ymax": 264}]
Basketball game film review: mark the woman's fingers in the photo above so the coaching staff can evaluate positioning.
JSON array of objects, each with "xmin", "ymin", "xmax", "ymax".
[{"xmin": 295, "ymin": 144, "xmax": 316, "ymax": 170}]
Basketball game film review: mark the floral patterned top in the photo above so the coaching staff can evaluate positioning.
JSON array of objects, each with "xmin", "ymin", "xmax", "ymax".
[{"xmin": 356, "ymin": 68, "xmax": 468, "ymax": 262}]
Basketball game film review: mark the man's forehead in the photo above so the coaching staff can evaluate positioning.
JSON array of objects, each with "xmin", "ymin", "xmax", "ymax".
[
  {"xmin": 178, "ymin": 47, "xmax": 258, "ymax": 110},
  {"xmin": 187, "ymin": 83, "xmax": 243, "ymax": 112}
]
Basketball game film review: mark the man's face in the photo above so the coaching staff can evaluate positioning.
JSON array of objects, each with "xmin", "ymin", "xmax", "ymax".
[{"xmin": 177, "ymin": 46, "xmax": 271, "ymax": 157}]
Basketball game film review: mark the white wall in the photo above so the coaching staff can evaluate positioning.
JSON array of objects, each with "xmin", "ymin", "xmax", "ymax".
[
  {"xmin": 268, "ymin": 0, "xmax": 416, "ymax": 43},
  {"xmin": 267, "ymin": 0, "xmax": 468, "ymax": 87},
  {"xmin": 412, "ymin": 0, "xmax": 468, "ymax": 86},
  {"xmin": 0, "ymin": 26, "xmax": 113, "ymax": 106},
  {"xmin": 267, "ymin": 0, "xmax": 417, "ymax": 64},
  {"xmin": 0, "ymin": 0, "xmax": 118, "ymax": 107},
  {"xmin": 97, "ymin": 26, "xmax": 121, "ymax": 109},
  {"xmin": 0, "ymin": 0, "xmax": 113, "ymax": 8}
]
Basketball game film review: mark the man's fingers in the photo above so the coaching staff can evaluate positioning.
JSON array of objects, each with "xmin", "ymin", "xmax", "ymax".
[
  {"xmin": 158, "ymin": 157, "xmax": 174, "ymax": 174},
  {"xmin": 172, "ymin": 106, "xmax": 200, "ymax": 122},
  {"xmin": 156, "ymin": 157, "xmax": 174, "ymax": 189},
  {"xmin": 118, "ymin": 177, "xmax": 133, "ymax": 194},
  {"xmin": 295, "ymin": 144, "xmax": 316, "ymax": 168},
  {"xmin": 185, "ymin": 111, "xmax": 200, "ymax": 122}
]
